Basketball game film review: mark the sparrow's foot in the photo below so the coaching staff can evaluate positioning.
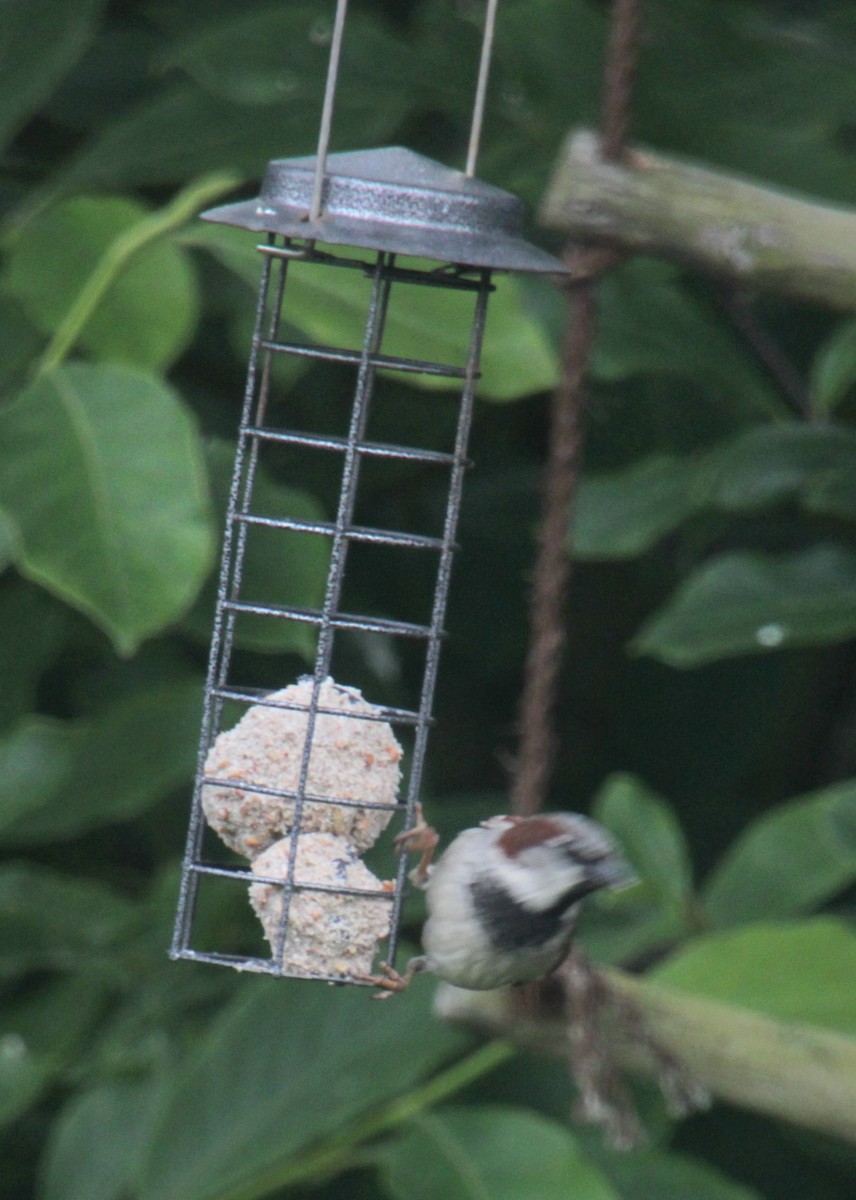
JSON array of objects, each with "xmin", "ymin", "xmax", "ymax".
[
  {"xmin": 357, "ymin": 956, "xmax": 428, "ymax": 999},
  {"xmin": 394, "ymin": 804, "xmax": 440, "ymax": 888}
]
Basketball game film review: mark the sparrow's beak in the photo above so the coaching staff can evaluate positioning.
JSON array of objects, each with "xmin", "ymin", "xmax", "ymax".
[{"xmin": 589, "ymin": 853, "xmax": 638, "ymax": 892}]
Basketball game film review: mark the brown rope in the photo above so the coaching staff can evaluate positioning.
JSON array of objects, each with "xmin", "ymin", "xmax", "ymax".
[
  {"xmin": 508, "ymin": 11, "xmax": 710, "ymax": 1133},
  {"xmin": 600, "ymin": 0, "xmax": 644, "ymax": 162},
  {"xmin": 510, "ymin": 0, "xmax": 643, "ymax": 816},
  {"xmin": 510, "ymin": 281, "xmax": 596, "ymax": 815}
]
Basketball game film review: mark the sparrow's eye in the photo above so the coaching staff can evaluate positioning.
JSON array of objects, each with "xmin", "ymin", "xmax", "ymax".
[
  {"xmin": 550, "ymin": 834, "xmax": 609, "ymax": 863},
  {"xmin": 548, "ymin": 829, "xmax": 635, "ymax": 890}
]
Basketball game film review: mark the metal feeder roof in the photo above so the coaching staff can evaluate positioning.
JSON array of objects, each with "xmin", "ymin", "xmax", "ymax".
[{"xmin": 202, "ymin": 145, "xmax": 568, "ymax": 274}]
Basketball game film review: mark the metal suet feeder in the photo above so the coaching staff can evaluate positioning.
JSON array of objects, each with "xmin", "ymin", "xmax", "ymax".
[{"xmin": 171, "ymin": 0, "xmax": 567, "ymax": 984}]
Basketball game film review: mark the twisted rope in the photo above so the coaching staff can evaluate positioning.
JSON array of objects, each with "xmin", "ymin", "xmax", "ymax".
[{"xmin": 510, "ymin": 0, "xmax": 643, "ymax": 816}]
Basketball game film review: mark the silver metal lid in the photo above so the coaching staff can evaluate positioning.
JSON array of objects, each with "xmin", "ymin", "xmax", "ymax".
[{"xmin": 201, "ymin": 146, "xmax": 567, "ymax": 274}]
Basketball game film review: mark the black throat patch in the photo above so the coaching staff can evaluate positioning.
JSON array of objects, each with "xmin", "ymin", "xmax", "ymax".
[{"xmin": 469, "ymin": 875, "xmax": 595, "ymax": 953}]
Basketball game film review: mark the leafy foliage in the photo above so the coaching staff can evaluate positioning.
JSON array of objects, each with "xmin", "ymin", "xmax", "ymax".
[
  {"xmin": 5, "ymin": 196, "xmax": 200, "ymax": 369},
  {"xmin": 0, "ymin": 364, "xmax": 213, "ymax": 654},
  {"xmin": 632, "ymin": 545, "xmax": 856, "ymax": 666},
  {"xmin": 2, "ymin": 2, "xmax": 856, "ymax": 1200},
  {"xmin": 376, "ymin": 1106, "xmax": 619, "ymax": 1200},
  {"xmin": 190, "ymin": 223, "xmax": 558, "ymax": 400},
  {"xmin": 653, "ymin": 919, "xmax": 856, "ymax": 1035},
  {"xmin": 0, "ymin": 0, "xmax": 106, "ymax": 153},
  {"xmin": 592, "ymin": 773, "xmax": 695, "ymax": 923},
  {"xmin": 703, "ymin": 780, "xmax": 856, "ymax": 926},
  {"xmin": 0, "ymin": 681, "xmax": 203, "ymax": 843},
  {"xmin": 136, "ymin": 980, "xmax": 465, "ymax": 1200}
]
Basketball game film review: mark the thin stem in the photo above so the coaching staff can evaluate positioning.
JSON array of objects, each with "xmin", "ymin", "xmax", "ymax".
[
  {"xmin": 221, "ymin": 1040, "xmax": 515, "ymax": 1200},
  {"xmin": 34, "ymin": 171, "xmax": 240, "ymax": 377},
  {"xmin": 712, "ymin": 282, "xmax": 811, "ymax": 419}
]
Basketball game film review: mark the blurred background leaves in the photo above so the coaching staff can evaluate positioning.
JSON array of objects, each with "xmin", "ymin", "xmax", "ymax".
[{"xmin": 2, "ymin": 0, "xmax": 856, "ymax": 1198}]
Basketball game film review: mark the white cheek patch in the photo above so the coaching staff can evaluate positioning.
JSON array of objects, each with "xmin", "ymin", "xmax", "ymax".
[{"xmin": 499, "ymin": 849, "xmax": 590, "ymax": 910}]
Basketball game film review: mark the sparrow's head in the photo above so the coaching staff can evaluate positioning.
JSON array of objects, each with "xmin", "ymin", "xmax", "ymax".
[{"xmin": 479, "ymin": 812, "xmax": 635, "ymax": 914}]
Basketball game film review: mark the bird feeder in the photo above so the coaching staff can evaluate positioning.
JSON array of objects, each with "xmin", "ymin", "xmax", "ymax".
[{"xmin": 171, "ymin": 0, "xmax": 567, "ymax": 985}]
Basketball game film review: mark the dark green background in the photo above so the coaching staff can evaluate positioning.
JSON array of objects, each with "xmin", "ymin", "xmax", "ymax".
[{"xmin": 2, "ymin": 2, "xmax": 856, "ymax": 1198}]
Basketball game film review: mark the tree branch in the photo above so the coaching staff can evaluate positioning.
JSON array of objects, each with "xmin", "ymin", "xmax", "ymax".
[
  {"xmin": 541, "ymin": 129, "xmax": 856, "ymax": 312},
  {"xmin": 434, "ymin": 969, "xmax": 856, "ymax": 1144}
]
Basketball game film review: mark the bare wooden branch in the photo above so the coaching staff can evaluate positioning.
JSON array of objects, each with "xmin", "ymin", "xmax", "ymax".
[
  {"xmin": 540, "ymin": 129, "xmax": 856, "ymax": 311},
  {"xmin": 434, "ymin": 968, "xmax": 856, "ymax": 1144}
]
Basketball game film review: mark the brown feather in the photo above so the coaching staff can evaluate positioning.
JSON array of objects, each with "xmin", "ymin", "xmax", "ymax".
[{"xmin": 496, "ymin": 816, "xmax": 568, "ymax": 858}]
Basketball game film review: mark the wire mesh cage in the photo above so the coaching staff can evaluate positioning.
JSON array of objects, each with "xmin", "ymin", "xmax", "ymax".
[{"xmin": 171, "ymin": 7, "xmax": 567, "ymax": 986}]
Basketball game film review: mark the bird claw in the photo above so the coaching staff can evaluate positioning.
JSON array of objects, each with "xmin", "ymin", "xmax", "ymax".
[
  {"xmin": 357, "ymin": 957, "xmax": 427, "ymax": 999},
  {"xmin": 394, "ymin": 803, "xmax": 439, "ymax": 888}
]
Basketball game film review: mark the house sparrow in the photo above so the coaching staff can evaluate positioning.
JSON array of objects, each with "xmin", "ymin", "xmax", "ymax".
[{"xmin": 364, "ymin": 807, "xmax": 634, "ymax": 996}]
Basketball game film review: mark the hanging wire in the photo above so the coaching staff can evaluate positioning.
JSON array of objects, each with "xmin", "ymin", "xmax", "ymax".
[
  {"xmin": 309, "ymin": 0, "xmax": 501, "ymax": 215},
  {"xmin": 466, "ymin": 0, "xmax": 500, "ymax": 177},
  {"xmin": 309, "ymin": 0, "xmax": 350, "ymax": 221}
]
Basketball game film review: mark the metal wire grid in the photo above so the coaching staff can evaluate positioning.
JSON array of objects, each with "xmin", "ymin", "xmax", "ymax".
[{"xmin": 171, "ymin": 236, "xmax": 493, "ymax": 983}]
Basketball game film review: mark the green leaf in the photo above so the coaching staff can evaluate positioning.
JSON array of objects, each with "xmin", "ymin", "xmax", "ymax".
[
  {"xmin": 181, "ymin": 221, "xmax": 260, "ymax": 288},
  {"xmin": 593, "ymin": 259, "xmax": 779, "ymax": 414},
  {"xmin": 183, "ymin": 439, "xmax": 330, "ymax": 657},
  {"xmin": 633, "ymin": 545, "xmax": 856, "ymax": 667},
  {"xmin": 706, "ymin": 422, "xmax": 856, "ymax": 512},
  {"xmin": 0, "ymin": 293, "xmax": 42, "ymax": 392},
  {"xmin": 0, "ymin": 0, "xmax": 105, "ymax": 152},
  {"xmin": 592, "ymin": 773, "xmax": 694, "ymax": 917},
  {"xmin": 0, "ymin": 512, "xmax": 17, "ymax": 571},
  {"xmin": 43, "ymin": 1074, "xmax": 170, "ymax": 1200},
  {"xmin": 488, "ymin": 0, "xmax": 607, "ymax": 202},
  {"xmin": 39, "ymin": 21, "xmax": 159, "ymax": 134},
  {"xmin": 810, "ymin": 319, "xmax": 856, "ymax": 416},
  {"xmin": 160, "ymin": 4, "xmax": 410, "ymax": 113},
  {"xmin": 574, "ymin": 423, "xmax": 856, "ymax": 562},
  {"xmin": 0, "ymin": 363, "xmax": 214, "ymax": 655},
  {"xmin": 0, "ymin": 521, "xmax": 22, "ymax": 573},
  {"xmin": 49, "ymin": 14, "xmax": 413, "ymax": 198},
  {"xmin": 573, "ymin": 455, "xmax": 704, "ymax": 559},
  {"xmin": 0, "ymin": 975, "xmax": 104, "ymax": 1130},
  {"xmin": 0, "ymin": 581, "xmax": 67, "ymax": 732},
  {"xmin": 802, "ymin": 470, "xmax": 856, "ymax": 522},
  {"xmin": 138, "ymin": 976, "xmax": 465, "ymax": 1200},
  {"xmin": 50, "ymin": 680, "xmax": 201, "ymax": 837},
  {"xmin": 0, "ymin": 719, "xmax": 74, "ymax": 834},
  {"xmin": 578, "ymin": 895, "xmax": 686, "ymax": 968},
  {"xmin": 632, "ymin": 5, "xmax": 856, "ymax": 204},
  {"xmin": 599, "ymin": 1147, "xmax": 762, "ymax": 1200},
  {"xmin": 703, "ymin": 779, "xmax": 856, "ymax": 927},
  {"xmin": 377, "ymin": 1106, "xmax": 618, "ymax": 1200},
  {"xmin": 189, "ymin": 224, "xmax": 559, "ymax": 400},
  {"xmin": 4, "ymin": 196, "xmax": 199, "ymax": 370},
  {"xmin": 44, "ymin": 85, "xmax": 272, "ymax": 195},
  {"xmin": 0, "ymin": 680, "xmax": 202, "ymax": 843},
  {"xmin": 652, "ymin": 918, "xmax": 856, "ymax": 1035},
  {"xmin": 0, "ymin": 862, "xmax": 134, "ymax": 980}
]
